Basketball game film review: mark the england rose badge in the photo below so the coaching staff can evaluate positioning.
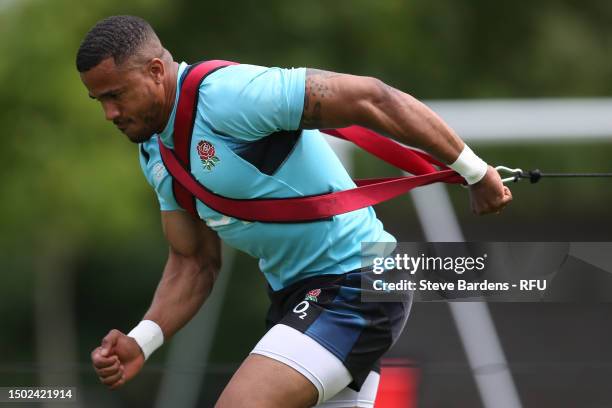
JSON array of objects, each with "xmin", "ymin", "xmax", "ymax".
[
  {"xmin": 305, "ymin": 289, "xmax": 321, "ymax": 302},
  {"xmin": 197, "ymin": 140, "xmax": 220, "ymax": 171}
]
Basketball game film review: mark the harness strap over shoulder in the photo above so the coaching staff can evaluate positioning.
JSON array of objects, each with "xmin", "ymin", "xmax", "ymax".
[{"xmin": 158, "ymin": 60, "xmax": 464, "ymax": 222}]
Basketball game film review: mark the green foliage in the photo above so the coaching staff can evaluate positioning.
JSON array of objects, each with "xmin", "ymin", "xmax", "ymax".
[
  {"xmin": 159, "ymin": 0, "xmax": 612, "ymax": 98},
  {"xmin": 0, "ymin": 0, "xmax": 171, "ymax": 250}
]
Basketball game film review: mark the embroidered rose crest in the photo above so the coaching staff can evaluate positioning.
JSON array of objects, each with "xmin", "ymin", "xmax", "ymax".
[
  {"xmin": 305, "ymin": 288, "xmax": 321, "ymax": 302},
  {"xmin": 197, "ymin": 140, "xmax": 220, "ymax": 171}
]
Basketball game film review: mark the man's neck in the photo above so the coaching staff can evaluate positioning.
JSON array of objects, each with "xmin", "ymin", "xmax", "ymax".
[{"xmin": 158, "ymin": 61, "xmax": 180, "ymax": 134}]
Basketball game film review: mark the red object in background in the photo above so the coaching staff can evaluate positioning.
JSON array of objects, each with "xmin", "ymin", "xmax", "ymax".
[{"xmin": 375, "ymin": 359, "xmax": 420, "ymax": 408}]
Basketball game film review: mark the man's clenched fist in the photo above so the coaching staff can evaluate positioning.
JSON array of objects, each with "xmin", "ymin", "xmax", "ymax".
[
  {"xmin": 468, "ymin": 166, "xmax": 513, "ymax": 215},
  {"xmin": 91, "ymin": 329, "xmax": 145, "ymax": 389}
]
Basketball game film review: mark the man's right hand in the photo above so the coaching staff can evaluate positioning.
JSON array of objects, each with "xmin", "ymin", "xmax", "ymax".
[
  {"xmin": 468, "ymin": 166, "xmax": 513, "ymax": 215},
  {"xmin": 91, "ymin": 329, "xmax": 145, "ymax": 390}
]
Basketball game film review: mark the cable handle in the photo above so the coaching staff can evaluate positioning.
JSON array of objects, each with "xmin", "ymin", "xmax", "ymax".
[
  {"xmin": 495, "ymin": 166, "xmax": 612, "ymax": 184},
  {"xmin": 495, "ymin": 166, "xmax": 524, "ymax": 184}
]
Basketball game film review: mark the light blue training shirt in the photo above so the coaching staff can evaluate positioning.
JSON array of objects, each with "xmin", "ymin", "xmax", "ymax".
[{"xmin": 139, "ymin": 62, "xmax": 395, "ymax": 290}]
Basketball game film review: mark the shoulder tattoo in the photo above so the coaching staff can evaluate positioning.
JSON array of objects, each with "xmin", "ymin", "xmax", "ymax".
[{"xmin": 299, "ymin": 68, "xmax": 342, "ymax": 129}]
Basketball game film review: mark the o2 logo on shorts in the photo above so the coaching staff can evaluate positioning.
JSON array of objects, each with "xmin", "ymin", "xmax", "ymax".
[{"xmin": 292, "ymin": 301, "xmax": 310, "ymax": 320}]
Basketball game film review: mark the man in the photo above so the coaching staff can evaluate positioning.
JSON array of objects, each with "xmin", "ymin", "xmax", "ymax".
[{"xmin": 77, "ymin": 15, "xmax": 511, "ymax": 408}]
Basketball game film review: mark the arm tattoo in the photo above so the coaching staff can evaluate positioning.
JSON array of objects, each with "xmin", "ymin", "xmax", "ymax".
[{"xmin": 299, "ymin": 69, "xmax": 341, "ymax": 129}]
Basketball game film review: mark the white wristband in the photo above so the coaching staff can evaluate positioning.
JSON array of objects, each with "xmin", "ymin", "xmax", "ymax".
[
  {"xmin": 127, "ymin": 320, "xmax": 164, "ymax": 360},
  {"xmin": 449, "ymin": 144, "xmax": 488, "ymax": 185}
]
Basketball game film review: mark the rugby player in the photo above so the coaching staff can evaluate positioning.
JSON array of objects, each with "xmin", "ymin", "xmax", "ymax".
[{"xmin": 77, "ymin": 15, "xmax": 511, "ymax": 408}]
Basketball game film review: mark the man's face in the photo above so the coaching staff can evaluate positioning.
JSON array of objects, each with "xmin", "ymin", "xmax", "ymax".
[{"xmin": 80, "ymin": 57, "xmax": 164, "ymax": 143}]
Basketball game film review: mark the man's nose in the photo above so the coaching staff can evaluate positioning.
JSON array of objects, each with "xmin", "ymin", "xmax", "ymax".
[{"xmin": 102, "ymin": 101, "xmax": 120, "ymax": 121}]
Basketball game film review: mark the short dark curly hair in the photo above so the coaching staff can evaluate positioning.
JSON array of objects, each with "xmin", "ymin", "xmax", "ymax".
[{"xmin": 76, "ymin": 15, "xmax": 159, "ymax": 72}]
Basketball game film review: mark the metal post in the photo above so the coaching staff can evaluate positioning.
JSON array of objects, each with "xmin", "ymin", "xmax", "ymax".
[{"xmin": 411, "ymin": 183, "xmax": 522, "ymax": 408}]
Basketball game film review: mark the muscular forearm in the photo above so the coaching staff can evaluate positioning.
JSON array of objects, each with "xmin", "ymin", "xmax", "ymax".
[
  {"xmin": 143, "ymin": 251, "xmax": 218, "ymax": 340},
  {"xmin": 357, "ymin": 80, "xmax": 464, "ymax": 164},
  {"xmin": 359, "ymin": 79, "xmax": 512, "ymax": 213}
]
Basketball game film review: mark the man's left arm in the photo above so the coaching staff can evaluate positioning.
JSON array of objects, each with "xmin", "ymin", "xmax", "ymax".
[{"xmin": 298, "ymin": 69, "xmax": 512, "ymax": 215}]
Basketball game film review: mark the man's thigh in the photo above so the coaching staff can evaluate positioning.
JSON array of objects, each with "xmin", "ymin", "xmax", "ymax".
[
  {"xmin": 215, "ymin": 353, "xmax": 318, "ymax": 408},
  {"xmin": 314, "ymin": 371, "xmax": 380, "ymax": 408}
]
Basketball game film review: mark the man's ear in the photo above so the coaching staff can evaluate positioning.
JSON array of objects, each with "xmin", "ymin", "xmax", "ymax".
[{"xmin": 149, "ymin": 58, "xmax": 165, "ymax": 84}]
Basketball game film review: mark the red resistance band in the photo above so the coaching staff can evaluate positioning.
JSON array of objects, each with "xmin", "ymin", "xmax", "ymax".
[{"xmin": 158, "ymin": 60, "xmax": 465, "ymax": 223}]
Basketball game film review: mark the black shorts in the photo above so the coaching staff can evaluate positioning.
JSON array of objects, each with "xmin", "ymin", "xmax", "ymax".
[{"xmin": 265, "ymin": 268, "xmax": 412, "ymax": 390}]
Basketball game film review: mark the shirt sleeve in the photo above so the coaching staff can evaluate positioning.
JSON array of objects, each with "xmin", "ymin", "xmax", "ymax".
[
  {"xmin": 138, "ymin": 141, "xmax": 182, "ymax": 212},
  {"xmin": 200, "ymin": 64, "xmax": 306, "ymax": 142}
]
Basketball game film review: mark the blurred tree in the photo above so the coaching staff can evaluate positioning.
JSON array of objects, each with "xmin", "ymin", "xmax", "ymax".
[
  {"xmin": 159, "ymin": 0, "xmax": 612, "ymax": 98},
  {"xmin": 0, "ymin": 0, "xmax": 172, "ymax": 399}
]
